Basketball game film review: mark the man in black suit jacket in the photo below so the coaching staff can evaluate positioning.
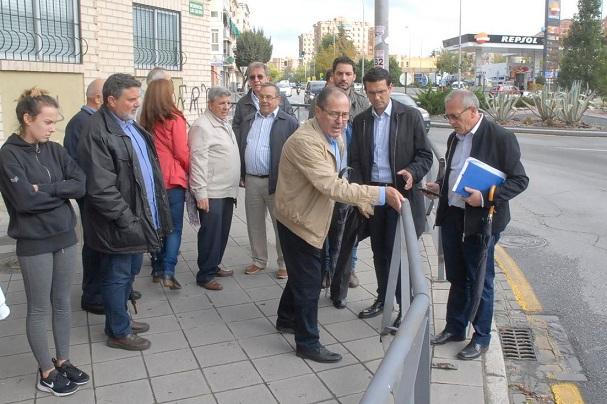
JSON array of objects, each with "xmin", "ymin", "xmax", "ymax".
[
  {"xmin": 64, "ymin": 79, "xmax": 107, "ymax": 315},
  {"xmin": 236, "ymin": 83, "xmax": 299, "ymax": 280},
  {"xmin": 425, "ymin": 89, "xmax": 528, "ymax": 360},
  {"xmin": 232, "ymin": 62, "xmax": 295, "ymax": 135},
  {"xmin": 349, "ymin": 68, "xmax": 433, "ymax": 324}
]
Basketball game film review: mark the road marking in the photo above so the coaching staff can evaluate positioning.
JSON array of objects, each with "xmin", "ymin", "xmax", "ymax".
[
  {"xmin": 494, "ymin": 245, "xmax": 543, "ymax": 313},
  {"xmin": 554, "ymin": 147, "xmax": 607, "ymax": 152},
  {"xmin": 551, "ymin": 383, "xmax": 585, "ymax": 404}
]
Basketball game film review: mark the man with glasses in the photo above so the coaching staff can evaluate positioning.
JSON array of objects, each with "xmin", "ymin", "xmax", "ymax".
[
  {"xmin": 425, "ymin": 89, "xmax": 528, "ymax": 360},
  {"xmin": 236, "ymin": 83, "xmax": 299, "ymax": 279},
  {"xmin": 232, "ymin": 62, "xmax": 294, "ymax": 135},
  {"xmin": 273, "ymin": 86, "xmax": 404, "ymax": 363},
  {"xmin": 350, "ymin": 67, "xmax": 433, "ymax": 326}
]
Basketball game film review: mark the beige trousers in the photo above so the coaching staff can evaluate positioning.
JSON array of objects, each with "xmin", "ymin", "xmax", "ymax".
[{"xmin": 245, "ymin": 175, "xmax": 285, "ymax": 269}]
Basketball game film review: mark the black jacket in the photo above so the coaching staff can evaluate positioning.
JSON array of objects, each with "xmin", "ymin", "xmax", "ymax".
[
  {"xmin": 0, "ymin": 134, "xmax": 85, "ymax": 255},
  {"xmin": 64, "ymin": 106, "xmax": 95, "ymax": 164},
  {"xmin": 236, "ymin": 109, "xmax": 299, "ymax": 194},
  {"xmin": 435, "ymin": 117, "xmax": 529, "ymax": 235},
  {"xmin": 77, "ymin": 105, "xmax": 172, "ymax": 254},
  {"xmin": 232, "ymin": 90, "xmax": 295, "ymax": 135},
  {"xmin": 350, "ymin": 99, "xmax": 433, "ymax": 236}
]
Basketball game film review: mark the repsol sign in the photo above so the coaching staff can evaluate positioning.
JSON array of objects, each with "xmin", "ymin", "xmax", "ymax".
[
  {"xmin": 443, "ymin": 34, "xmax": 545, "ymax": 48},
  {"xmin": 500, "ymin": 36, "xmax": 540, "ymax": 44}
]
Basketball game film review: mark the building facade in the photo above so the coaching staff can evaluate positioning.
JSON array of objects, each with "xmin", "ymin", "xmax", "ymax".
[
  {"xmin": 298, "ymin": 32, "xmax": 314, "ymax": 61},
  {"xmin": 311, "ymin": 17, "xmax": 371, "ymax": 56},
  {"xmin": 0, "ymin": 0, "xmax": 219, "ymax": 143}
]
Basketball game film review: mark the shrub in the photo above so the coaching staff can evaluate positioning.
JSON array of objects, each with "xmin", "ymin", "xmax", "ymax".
[
  {"xmin": 484, "ymin": 93, "xmax": 519, "ymax": 123},
  {"xmin": 522, "ymin": 87, "xmax": 560, "ymax": 125},
  {"xmin": 415, "ymin": 86, "xmax": 450, "ymax": 115},
  {"xmin": 558, "ymin": 80, "xmax": 593, "ymax": 126}
]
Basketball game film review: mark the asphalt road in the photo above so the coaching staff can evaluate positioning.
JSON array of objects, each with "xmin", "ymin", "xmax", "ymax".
[{"xmin": 428, "ymin": 127, "xmax": 607, "ymax": 403}]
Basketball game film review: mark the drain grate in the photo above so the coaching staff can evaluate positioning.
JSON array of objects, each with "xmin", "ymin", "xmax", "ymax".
[{"xmin": 499, "ymin": 327, "xmax": 537, "ymax": 360}]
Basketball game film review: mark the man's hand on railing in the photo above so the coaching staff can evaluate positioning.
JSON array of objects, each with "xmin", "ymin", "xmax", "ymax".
[
  {"xmin": 396, "ymin": 169, "xmax": 413, "ymax": 190},
  {"xmin": 386, "ymin": 186, "xmax": 405, "ymax": 212},
  {"xmin": 422, "ymin": 182, "xmax": 440, "ymax": 199}
]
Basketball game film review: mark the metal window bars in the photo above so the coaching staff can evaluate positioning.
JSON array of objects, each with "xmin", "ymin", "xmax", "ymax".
[
  {"xmin": 133, "ymin": 4, "xmax": 184, "ymax": 71},
  {"xmin": 0, "ymin": 0, "xmax": 86, "ymax": 63}
]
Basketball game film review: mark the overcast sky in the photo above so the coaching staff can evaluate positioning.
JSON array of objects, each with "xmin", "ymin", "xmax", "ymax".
[{"xmin": 246, "ymin": 0, "xmax": 604, "ymax": 58}]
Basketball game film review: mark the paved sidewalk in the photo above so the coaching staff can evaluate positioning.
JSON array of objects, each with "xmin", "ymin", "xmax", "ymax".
[{"xmin": 0, "ymin": 198, "xmax": 506, "ymax": 403}]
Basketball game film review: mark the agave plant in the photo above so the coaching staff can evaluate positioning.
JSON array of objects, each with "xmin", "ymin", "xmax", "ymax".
[
  {"xmin": 521, "ymin": 86, "xmax": 560, "ymax": 125},
  {"xmin": 558, "ymin": 81, "xmax": 594, "ymax": 126},
  {"xmin": 484, "ymin": 92, "xmax": 519, "ymax": 123}
]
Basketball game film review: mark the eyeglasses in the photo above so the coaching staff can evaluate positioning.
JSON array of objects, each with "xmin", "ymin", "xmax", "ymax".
[
  {"xmin": 249, "ymin": 74, "xmax": 265, "ymax": 80},
  {"xmin": 321, "ymin": 108, "xmax": 350, "ymax": 120},
  {"xmin": 443, "ymin": 107, "xmax": 470, "ymax": 121},
  {"xmin": 258, "ymin": 95, "xmax": 278, "ymax": 101}
]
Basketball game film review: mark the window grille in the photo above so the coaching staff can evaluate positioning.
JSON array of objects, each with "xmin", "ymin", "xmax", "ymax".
[
  {"xmin": 0, "ymin": 0, "xmax": 84, "ymax": 63},
  {"xmin": 133, "ymin": 3, "xmax": 182, "ymax": 70}
]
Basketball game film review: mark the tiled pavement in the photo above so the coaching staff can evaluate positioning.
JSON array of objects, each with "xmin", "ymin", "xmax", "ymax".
[{"xmin": 0, "ymin": 198, "xmax": 504, "ymax": 403}]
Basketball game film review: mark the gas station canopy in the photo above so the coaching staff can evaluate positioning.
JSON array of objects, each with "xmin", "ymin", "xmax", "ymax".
[{"xmin": 443, "ymin": 33, "xmax": 544, "ymax": 54}]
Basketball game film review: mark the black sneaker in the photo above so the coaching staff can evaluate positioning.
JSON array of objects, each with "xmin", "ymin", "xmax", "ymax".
[
  {"xmin": 53, "ymin": 358, "xmax": 90, "ymax": 385},
  {"xmin": 37, "ymin": 368, "xmax": 79, "ymax": 397}
]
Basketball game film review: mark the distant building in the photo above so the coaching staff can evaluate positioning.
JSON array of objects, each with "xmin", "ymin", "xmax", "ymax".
[
  {"xmin": 392, "ymin": 55, "xmax": 437, "ymax": 74},
  {"xmin": 269, "ymin": 57, "xmax": 301, "ymax": 73},
  {"xmin": 298, "ymin": 32, "xmax": 315, "ymax": 61}
]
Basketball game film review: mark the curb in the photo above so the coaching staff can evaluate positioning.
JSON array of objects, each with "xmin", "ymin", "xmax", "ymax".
[
  {"xmin": 430, "ymin": 121, "xmax": 607, "ymax": 137},
  {"xmin": 484, "ymin": 325, "xmax": 510, "ymax": 403}
]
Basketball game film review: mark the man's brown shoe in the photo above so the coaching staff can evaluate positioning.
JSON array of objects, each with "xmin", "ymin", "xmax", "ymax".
[
  {"xmin": 348, "ymin": 272, "xmax": 360, "ymax": 288},
  {"xmin": 276, "ymin": 268, "xmax": 288, "ymax": 279},
  {"xmin": 107, "ymin": 334, "xmax": 151, "ymax": 351},
  {"xmin": 245, "ymin": 264, "xmax": 263, "ymax": 275},
  {"xmin": 198, "ymin": 280, "xmax": 223, "ymax": 290},
  {"xmin": 215, "ymin": 268, "xmax": 233, "ymax": 277},
  {"xmin": 161, "ymin": 277, "xmax": 182, "ymax": 290},
  {"xmin": 130, "ymin": 320, "xmax": 150, "ymax": 334}
]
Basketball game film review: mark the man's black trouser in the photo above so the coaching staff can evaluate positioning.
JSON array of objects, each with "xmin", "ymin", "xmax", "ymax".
[
  {"xmin": 369, "ymin": 204, "xmax": 402, "ymax": 305},
  {"xmin": 276, "ymin": 221, "xmax": 322, "ymax": 350},
  {"xmin": 78, "ymin": 199, "xmax": 103, "ymax": 307}
]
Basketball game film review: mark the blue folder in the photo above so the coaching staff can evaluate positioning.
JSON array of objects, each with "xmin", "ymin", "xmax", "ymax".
[{"xmin": 452, "ymin": 157, "xmax": 506, "ymax": 197}]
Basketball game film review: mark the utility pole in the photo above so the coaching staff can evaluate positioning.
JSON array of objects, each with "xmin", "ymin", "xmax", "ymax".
[
  {"xmin": 374, "ymin": 0, "xmax": 389, "ymax": 71},
  {"xmin": 361, "ymin": 0, "xmax": 365, "ymax": 78},
  {"xmin": 457, "ymin": 0, "xmax": 462, "ymax": 84}
]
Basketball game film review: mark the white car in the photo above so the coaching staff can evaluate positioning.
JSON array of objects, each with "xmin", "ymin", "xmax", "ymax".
[
  {"xmin": 354, "ymin": 83, "xmax": 363, "ymax": 93},
  {"xmin": 277, "ymin": 82, "xmax": 292, "ymax": 97}
]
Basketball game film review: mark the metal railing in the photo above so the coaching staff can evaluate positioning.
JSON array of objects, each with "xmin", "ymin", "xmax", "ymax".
[
  {"xmin": 425, "ymin": 139, "xmax": 446, "ymax": 280},
  {"xmin": 361, "ymin": 199, "xmax": 431, "ymax": 404}
]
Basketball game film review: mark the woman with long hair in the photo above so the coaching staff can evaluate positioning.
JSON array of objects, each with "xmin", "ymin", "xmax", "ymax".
[
  {"xmin": 0, "ymin": 88, "xmax": 88, "ymax": 396},
  {"xmin": 140, "ymin": 79, "xmax": 189, "ymax": 289}
]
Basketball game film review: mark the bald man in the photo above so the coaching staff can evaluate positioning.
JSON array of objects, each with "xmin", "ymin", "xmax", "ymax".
[
  {"xmin": 64, "ymin": 79, "xmax": 104, "ymax": 163},
  {"xmin": 64, "ymin": 79, "xmax": 108, "ymax": 314}
]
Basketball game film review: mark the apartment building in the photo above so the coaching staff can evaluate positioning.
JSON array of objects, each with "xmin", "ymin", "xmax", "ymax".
[{"xmin": 312, "ymin": 17, "xmax": 371, "ymax": 56}]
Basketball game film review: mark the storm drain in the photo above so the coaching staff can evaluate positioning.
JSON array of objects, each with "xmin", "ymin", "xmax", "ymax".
[{"xmin": 499, "ymin": 327, "xmax": 537, "ymax": 360}]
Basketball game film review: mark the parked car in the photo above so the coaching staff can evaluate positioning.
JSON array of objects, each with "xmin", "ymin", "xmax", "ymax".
[
  {"xmin": 277, "ymin": 81, "xmax": 292, "ymax": 97},
  {"xmin": 390, "ymin": 93, "xmax": 431, "ymax": 133},
  {"xmin": 353, "ymin": 82, "xmax": 363, "ymax": 93},
  {"xmin": 304, "ymin": 80, "xmax": 326, "ymax": 104},
  {"xmin": 451, "ymin": 81, "xmax": 467, "ymax": 89},
  {"xmin": 489, "ymin": 84, "xmax": 520, "ymax": 96}
]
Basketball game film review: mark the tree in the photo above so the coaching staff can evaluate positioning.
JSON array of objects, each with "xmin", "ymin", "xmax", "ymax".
[
  {"xmin": 435, "ymin": 49, "xmax": 472, "ymax": 76},
  {"xmin": 559, "ymin": 0, "xmax": 607, "ymax": 95},
  {"xmin": 267, "ymin": 64, "xmax": 281, "ymax": 82},
  {"xmin": 313, "ymin": 28, "xmax": 358, "ymax": 77},
  {"xmin": 234, "ymin": 29, "xmax": 273, "ymax": 86},
  {"xmin": 388, "ymin": 57, "xmax": 402, "ymax": 86}
]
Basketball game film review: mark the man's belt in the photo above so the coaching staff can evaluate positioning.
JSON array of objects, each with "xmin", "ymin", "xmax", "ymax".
[
  {"xmin": 370, "ymin": 182, "xmax": 393, "ymax": 187},
  {"xmin": 247, "ymin": 174, "xmax": 269, "ymax": 178}
]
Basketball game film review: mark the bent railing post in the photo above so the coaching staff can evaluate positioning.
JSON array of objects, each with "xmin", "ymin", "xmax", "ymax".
[{"xmin": 361, "ymin": 199, "xmax": 431, "ymax": 404}]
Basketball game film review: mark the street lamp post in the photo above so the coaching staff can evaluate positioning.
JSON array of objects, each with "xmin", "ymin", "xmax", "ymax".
[{"xmin": 361, "ymin": 0, "xmax": 365, "ymax": 79}]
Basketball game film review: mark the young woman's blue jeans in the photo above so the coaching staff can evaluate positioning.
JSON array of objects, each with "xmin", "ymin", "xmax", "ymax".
[{"xmin": 152, "ymin": 187, "xmax": 185, "ymax": 278}]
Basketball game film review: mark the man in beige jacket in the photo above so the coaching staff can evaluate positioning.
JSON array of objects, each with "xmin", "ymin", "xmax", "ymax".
[
  {"xmin": 189, "ymin": 87, "xmax": 240, "ymax": 291},
  {"xmin": 273, "ymin": 87, "xmax": 403, "ymax": 363}
]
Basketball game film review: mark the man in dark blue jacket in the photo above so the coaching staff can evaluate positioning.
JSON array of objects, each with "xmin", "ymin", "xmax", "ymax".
[
  {"xmin": 236, "ymin": 83, "xmax": 299, "ymax": 279},
  {"xmin": 426, "ymin": 89, "xmax": 528, "ymax": 360},
  {"xmin": 64, "ymin": 79, "xmax": 107, "ymax": 315}
]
